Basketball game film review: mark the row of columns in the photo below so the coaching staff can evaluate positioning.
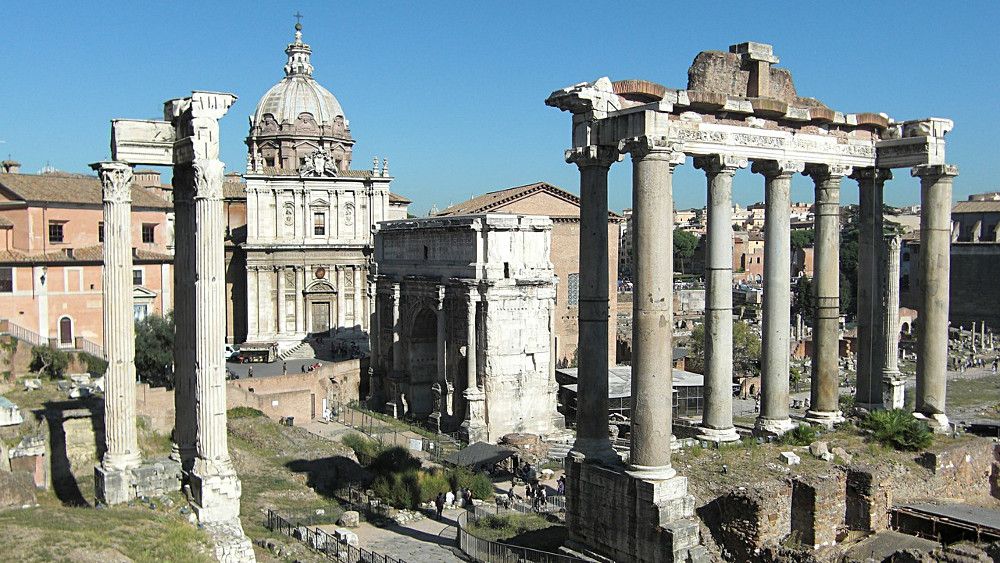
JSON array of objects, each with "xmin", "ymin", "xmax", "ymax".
[{"xmin": 567, "ymin": 138, "xmax": 959, "ymax": 480}]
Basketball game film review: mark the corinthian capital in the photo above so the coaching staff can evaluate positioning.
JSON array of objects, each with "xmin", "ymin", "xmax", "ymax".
[
  {"xmin": 911, "ymin": 164, "xmax": 959, "ymax": 179},
  {"xmin": 850, "ymin": 167, "xmax": 893, "ymax": 185},
  {"xmin": 564, "ymin": 145, "xmax": 621, "ymax": 169},
  {"xmin": 191, "ymin": 159, "xmax": 226, "ymax": 200},
  {"xmin": 619, "ymin": 136, "xmax": 685, "ymax": 164},
  {"xmin": 750, "ymin": 159, "xmax": 805, "ymax": 179},
  {"xmin": 90, "ymin": 161, "xmax": 134, "ymax": 204},
  {"xmin": 693, "ymin": 154, "xmax": 748, "ymax": 176},
  {"xmin": 804, "ymin": 163, "xmax": 853, "ymax": 182}
]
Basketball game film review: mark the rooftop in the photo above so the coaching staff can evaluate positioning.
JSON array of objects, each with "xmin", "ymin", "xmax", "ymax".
[
  {"xmin": 0, "ymin": 245, "xmax": 172, "ymax": 265},
  {"xmin": 0, "ymin": 173, "xmax": 171, "ymax": 210},
  {"xmin": 557, "ymin": 365, "xmax": 703, "ymax": 399},
  {"xmin": 437, "ymin": 181, "xmax": 621, "ymax": 220}
]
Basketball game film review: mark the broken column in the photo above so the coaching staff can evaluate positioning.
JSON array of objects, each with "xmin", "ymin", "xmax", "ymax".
[
  {"xmin": 754, "ymin": 160, "xmax": 803, "ymax": 436},
  {"xmin": 695, "ymin": 153, "xmax": 746, "ymax": 444},
  {"xmin": 854, "ymin": 168, "xmax": 892, "ymax": 410},
  {"xmin": 914, "ymin": 164, "xmax": 959, "ymax": 431},
  {"xmin": 167, "ymin": 92, "xmax": 245, "ymax": 525},
  {"xmin": 882, "ymin": 235, "xmax": 905, "ymax": 409},
  {"xmin": 565, "ymin": 144, "xmax": 619, "ymax": 463},
  {"xmin": 805, "ymin": 164, "xmax": 851, "ymax": 426},
  {"xmin": 92, "ymin": 161, "xmax": 141, "ymax": 505}
]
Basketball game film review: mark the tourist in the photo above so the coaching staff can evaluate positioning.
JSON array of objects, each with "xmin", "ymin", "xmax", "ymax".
[
  {"xmin": 435, "ymin": 492, "xmax": 445, "ymax": 519},
  {"xmin": 463, "ymin": 488, "xmax": 473, "ymax": 509},
  {"xmin": 557, "ymin": 475, "xmax": 566, "ymax": 495},
  {"xmin": 506, "ymin": 487, "xmax": 516, "ymax": 509},
  {"xmin": 539, "ymin": 486, "xmax": 547, "ymax": 507},
  {"xmin": 525, "ymin": 483, "xmax": 533, "ymax": 501},
  {"xmin": 248, "ymin": 366, "xmax": 254, "ymax": 378},
  {"xmin": 282, "ymin": 361, "xmax": 287, "ymax": 375},
  {"xmin": 452, "ymin": 489, "xmax": 460, "ymax": 508},
  {"xmin": 445, "ymin": 489, "xmax": 455, "ymax": 508}
]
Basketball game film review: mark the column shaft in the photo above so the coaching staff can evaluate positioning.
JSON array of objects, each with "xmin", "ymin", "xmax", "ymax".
[
  {"xmin": 854, "ymin": 169, "xmax": 891, "ymax": 408},
  {"xmin": 337, "ymin": 266, "xmax": 346, "ymax": 331},
  {"xmin": 465, "ymin": 296, "xmax": 477, "ymax": 389},
  {"xmin": 914, "ymin": 164, "xmax": 959, "ymax": 428},
  {"xmin": 806, "ymin": 164, "xmax": 851, "ymax": 424},
  {"xmin": 566, "ymin": 145, "xmax": 619, "ymax": 464},
  {"xmin": 391, "ymin": 284, "xmax": 402, "ymax": 372},
  {"xmin": 295, "ymin": 267, "xmax": 305, "ymax": 334},
  {"xmin": 172, "ymin": 182, "xmax": 197, "ymax": 468},
  {"xmin": 94, "ymin": 162, "xmax": 141, "ymax": 471},
  {"xmin": 353, "ymin": 266, "xmax": 362, "ymax": 327},
  {"xmin": 883, "ymin": 236, "xmax": 902, "ymax": 376},
  {"xmin": 276, "ymin": 267, "xmax": 286, "ymax": 334},
  {"xmin": 754, "ymin": 161, "xmax": 801, "ymax": 435},
  {"xmin": 695, "ymin": 155, "xmax": 745, "ymax": 443}
]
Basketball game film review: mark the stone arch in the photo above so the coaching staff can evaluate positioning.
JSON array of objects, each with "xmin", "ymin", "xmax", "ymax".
[
  {"xmin": 404, "ymin": 306, "xmax": 438, "ymax": 418},
  {"xmin": 304, "ymin": 280, "xmax": 337, "ymax": 335}
]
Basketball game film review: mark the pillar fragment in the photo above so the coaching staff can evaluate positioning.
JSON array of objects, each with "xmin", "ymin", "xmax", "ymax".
[
  {"xmin": 804, "ymin": 163, "xmax": 852, "ymax": 426},
  {"xmin": 853, "ymin": 168, "xmax": 892, "ymax": 410},
  {"xmin": 92, "ymin": 161, "xmax": 141, "ymax": 505},
  {"xmin": 565, "ymin": 144, "xmax": 620, "ymax": 465},
  {"xmin": 913, "ymin": 164, "xmax": 959, "ymax": 431},
  {"xmin": 753, "ymin": 160, "xmax": 804, "ymax": 436},
  {"xmin": 694, "ymin": 154, "xmax": 747, "ymax": 444}
]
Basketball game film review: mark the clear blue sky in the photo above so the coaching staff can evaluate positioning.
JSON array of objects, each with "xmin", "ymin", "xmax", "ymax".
[{"xmin": 2, "ymin": 2, "xmax": 997, "ymax": 215}]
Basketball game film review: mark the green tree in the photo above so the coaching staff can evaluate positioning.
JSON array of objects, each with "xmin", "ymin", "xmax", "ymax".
[
  {"xmin": 687, "ymin": 319, "xmax": 761, "ymax": 377},
  {"xmin": 30, "ymin": 346, "xmax": 70, "ymax": 379},
  {"xmin": 793, "ymin": 275, "xmax": 814, "ymax": 325},
  {"xmin": 134, "ymin": 313, "xmax": 175, "ymax": 387},
  {"xmin": 673, "ymin": 229, "xmax": 699, "ymax": 274},
  {"xmin": 790, "ymin": 229, "xmax": 814, "ymax": 250}
]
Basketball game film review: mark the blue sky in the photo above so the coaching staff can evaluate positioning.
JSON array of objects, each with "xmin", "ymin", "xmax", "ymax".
[{"xmin": 1, "ymin": 2, "xmax": 997, "ymax": 215}]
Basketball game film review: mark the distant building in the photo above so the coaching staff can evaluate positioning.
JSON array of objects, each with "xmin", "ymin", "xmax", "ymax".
[
  {"xmin": 0, "ymin": 166, "xmax": 173, "ymax": 348},
  {"xmin": 556, "ymin": 365, "xmax": 706, "ymax": 425},
  {"xmin": 437, "ymin": 182, "xmax": 621, "ymax": 368}
]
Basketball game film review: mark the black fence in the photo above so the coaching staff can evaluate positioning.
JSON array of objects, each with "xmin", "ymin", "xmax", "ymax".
[
  {"xmin": 335, "ymin": 404, "xmax": 465, "ymax": 463},
  {"xmin": 265, "ymin": 508, "xmax": 407, "ymax": 563},
  {"xmin": 457, "ymin": 511, "xmax": 583, "ymax": 563}
]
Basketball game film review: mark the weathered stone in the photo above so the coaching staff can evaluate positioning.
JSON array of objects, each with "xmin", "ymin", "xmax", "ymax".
[
  {"xmin": 831, "ymin": 447, "xmax": 853, "ymax": 464},
  {"xmin": 0, "ymin": 471, "xmax": 36, "ymax": 508},
  {"xmin": 808, "ymin": 441, "xmax": 829, "ymax": 459},
  {"xmin": 780, "ymin": 451, "xmax": 800, "ymax": 465},
  {"xmin": 334, "ymin": 527, "xmax": 359, "ymax": 547},
  {"xmin": 337, "ymin": 510, "xmax": 360, "ymax": 528},
  {"xmin": 790, "ymin": 473, "xmax": 846, "ymax": 549}
]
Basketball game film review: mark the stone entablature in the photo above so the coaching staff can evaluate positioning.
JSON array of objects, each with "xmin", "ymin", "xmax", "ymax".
[{"xmin": 373, "ymin": 214, "xmax": 561, "ymax": 443}]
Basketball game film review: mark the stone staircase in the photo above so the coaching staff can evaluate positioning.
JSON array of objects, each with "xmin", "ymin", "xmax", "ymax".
[
  {"xmin": 279, "ymin": 341, "xmax": 315, "ymax": 361},
  {"xmin": 546, "ymin": 441, "xmax": 572, "ymax": 460}
]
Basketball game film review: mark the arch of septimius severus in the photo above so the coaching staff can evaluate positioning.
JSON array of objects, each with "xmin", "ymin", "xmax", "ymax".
[{"xmin": 547, "ymin": 42, "xmax": 955, "ymax": 562}]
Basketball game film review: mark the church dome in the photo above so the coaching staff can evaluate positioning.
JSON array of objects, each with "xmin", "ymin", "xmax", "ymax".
[{"xmin": 252, "ymin": 24, "xmax": 346, "ymax": 128}]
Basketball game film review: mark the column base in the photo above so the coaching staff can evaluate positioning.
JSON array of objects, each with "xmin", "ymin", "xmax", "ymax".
[
  {"xmin": 882, "ymin": 375, "xmax": 906, "ymax": 410},
  {"xmin": 190, "ymin": 459, "xmax": 243, "ymax": 524},
  {"xmin": 95, "ymin": 457, "xmax": 182, "ymax": 505},
  {"xmin": 913, "ymin": 412, "xmax": 950, "ymax": 434},
  {"xmin": 753, "ymin": 417, "xmax": 797, "ymax": 438},
  {"xmin": 696, "ymin": 426, "xmax": 741, "ymax": 444},
  {"xmin": 625, "ymin": 463, "xmax": 676, "ymax": 481},
  {"xmin": 461, "ymin": 388, "xmax": 488, "ymax": 443},
  {"xmin": 804, "ymin": 410, "xmax": 844, "ymax": 428},
  {"xmin": 568, "ymin": 437, "xmax": 622, "ymax": 466},
  {"xmin": 95, "ymin": 464, "xmax": 135, "ymax": 505}
]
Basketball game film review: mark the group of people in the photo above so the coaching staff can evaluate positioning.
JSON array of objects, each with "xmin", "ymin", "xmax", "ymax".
[{"xmin": 433, "ymin": 487, "xmax": 475, "ymax": 520}]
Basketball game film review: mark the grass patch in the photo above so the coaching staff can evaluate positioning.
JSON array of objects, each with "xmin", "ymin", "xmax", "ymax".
[
  {"xmin": 778, "ymin": 423, "xmax": 821, "ymax": 446},
  {"xmin": 227, "ymin": 406, "xmax": 265, "ymax": 419},
  {"xmin": 468, "ymin": 513, "xmax": 554, "ymax": 542},
  {"xmin": 859, "ymin": 409, "xmax": 933, "ymax": 451}
]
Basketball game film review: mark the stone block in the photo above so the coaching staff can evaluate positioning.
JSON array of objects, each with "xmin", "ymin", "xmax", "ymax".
[
  {"xmin": 134, "ymin": 458, "xmax": 182, "ymax": 498},
  {"xmin": 831, "ymin": 447, "xmax": 853, "ymax": 464},
  {"xmin": 780, "ymin": 451, "xmax": 800, "ymax": 465},
  {"xmin": 334, "ymin": 527, "xmax": 359, "ymax": 547},
  {"xmin": 190, "ymin": 470, "xmax": 242, "ymax": 523},
  {"xmin": 337, "ymin": 510, "xmax": 360, "ymax": 527},
  {"xmin": 845, "ymin": 465, "xmax": 892, "ymax": 533},
  {"xmin": 808, "ymin": 441, "xmax": 829, "ymax": 459},
  {"xmin": 95, "ymin": 465, "xmax": 134, "ymax": 505},
  {"xmin": 0, "ymin": 471, "xmax": 37, "ymax": 508}
]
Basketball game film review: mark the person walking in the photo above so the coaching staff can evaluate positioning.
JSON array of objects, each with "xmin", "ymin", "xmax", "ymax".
[
  {"xmin": 282, "ymin": 361, "xmax": 287, "ymax": 375},
  {"xmin": 445, "ymin": 489, "xmax": 455, "ymax": 508},
  {"xmin": 557, "ymin": 475, "xmax": 566, "ymax": 496},
  {"xmin": 248, "ymin": 365, "xmax": 254, "ymax": 378},
  {"xmin": 435, "ymin": 492, "xmax": 445, "ymax": 520}
]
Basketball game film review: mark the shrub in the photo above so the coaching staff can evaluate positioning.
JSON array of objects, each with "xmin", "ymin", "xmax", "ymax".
[
  {"xmin": 228, "ymin": 406, "xmax": 265, "ymax": 419},
  {"xmin": 78, "ymin": 352, "xmax": 108, "ymax": 376},
  {"xmin": 418, "ymin": 469, "xmax": 452, "ymax": 502},
  {"xmin": 30, "ymin": 345, "xmax": 70, "ymax": 379},
  {"xmin": 778, "ymin": 423, "xmax": 820, "ymax": 446},
  {"xmin": 860, "ymin": 409, "xmax": 932, "ymax": 451},
  {"xmin": 372, "ymin": 469, "xmax": 423, "ymax": 509},
  {"xmin": 342, "ymin": 433, "xmax": 383, "ymax": 462},
  {"xmin": 447, "ymin": 466, "xmax": 494, "ymax": 499},
  {"xmin": 368, "ymin": 446, "xmax": 421, "ymax": 477}
]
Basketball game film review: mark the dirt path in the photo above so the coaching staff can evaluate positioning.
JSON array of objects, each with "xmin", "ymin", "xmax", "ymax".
[{"xmin": 325, "ymin": 510, "xmax": 466, "ymax": 563}]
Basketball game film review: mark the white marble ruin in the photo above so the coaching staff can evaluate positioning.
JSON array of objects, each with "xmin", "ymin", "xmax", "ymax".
[
  {"xmin": 546, "ymin": 41, "xmax": 955, "ymax": 562},
  {"xmin": 372, "ymin": 214, "xmax": 562, "ymax": 443},
  {"xmin": 99, "ymin": 91, "xmax": 255, "ymax": 562}
]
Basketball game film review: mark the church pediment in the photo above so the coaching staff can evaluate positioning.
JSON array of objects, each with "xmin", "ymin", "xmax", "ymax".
[{"xmin": 310, "ymin": 198, "xmax": 329, "ymax": 207}]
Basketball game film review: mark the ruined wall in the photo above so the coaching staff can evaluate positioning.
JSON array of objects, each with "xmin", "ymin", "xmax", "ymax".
[
  {"xmin": 790, "ymin": 472, "xmax": 845, "ymax": 549},
  {"xmin": 698, "ymin": 482, "xmax": 791, "ymax": 561},
  {"xmin": 913, "ymin": 439, "xmax": 993, "ymax": 504}
]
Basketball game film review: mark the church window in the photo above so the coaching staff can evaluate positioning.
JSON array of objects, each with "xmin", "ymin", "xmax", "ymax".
[
  {"xmin": 0, "ymin": 267, "xmax": 12, "ymax": 293},
  {"xmin": 567, "ymin": 273, "xmax": 580, "ymax": 306},
  {"xmin": 313, "ymin": 212, "xmax": 326, "ymax": 236},
  {"xmin": 265, "ymin": 157, "xmax": 275, "ymax": 167}
]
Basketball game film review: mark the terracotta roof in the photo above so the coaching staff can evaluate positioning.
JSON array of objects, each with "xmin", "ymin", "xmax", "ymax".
[
  {"xmin": 0, "ymin": 173, "xmax": 171, "ymax": 210},
  {"xmin": 0, "ymin": 245, "xmax": 172, "ymax": 265},
  {"xmin": 953, "ymin": 200, "xmax": 1000, "ymax": 214},
  {"xmin": 435, "ymin": 181, "xmax": 622, "ymax": 221},
  {"xmin": 223, "ymin": 180, "xmax": 246, "ymax": 199},
  {"xmin": 388, "ymin": 192, "xmax": 411, "ymax": 204}
]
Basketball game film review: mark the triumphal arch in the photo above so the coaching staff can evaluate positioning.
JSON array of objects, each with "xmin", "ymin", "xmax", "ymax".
[{"xmin": 547, "ymin": 41, "xmax": 955, "ymax": 562}]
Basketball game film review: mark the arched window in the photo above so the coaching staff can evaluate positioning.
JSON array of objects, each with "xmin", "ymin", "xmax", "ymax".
[{"xmin": 58, "ymin": 316, "xmax": 73, "ymax": 346}]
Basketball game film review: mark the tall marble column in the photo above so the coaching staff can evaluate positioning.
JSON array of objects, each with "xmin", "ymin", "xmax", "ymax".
[
  {"xmin": 565, "ymin": 145, "xmax": 620, "ymax": 464},
  {"xmin": 754, "ymin": 160, "xmax": 803, "ymax": 436},
  {"xmin": 294, "ymin": 267, "xmax": 305, "ymax": 334},
  {"xmin": 461, "ymin": 289, "xmax": 487, "ymax": 442},
  {"xmin": 694, "ymin": 154, "xmax": 746, "ymax": 444},
  {"xmin": 353, "ymin": 266, "xmax": 362, "ymax": 328},
  {"xmin": 853, "ymin": 168, "xmax": 892, "ymax": 410},
  {"xmin": 621, "ymin": 137, "xmax": 684, "ymax": 477},
  {"xmin": 882, "ymin": 235, "xmax": 905, "ymax": 408},
  {"xmin": 914, "ymin": 164, "xmax": 959, "ymax": 431},
  {"xmin": 336, "ymin": 266, "xmax": 346, "ymax": 331},
  {"xmin": 171, "ymin": 169, "xmax": 197, "ymax": 470},
  {"xmin": 276, "ymin": 266, "xmax": 286, "ymax": 334},
  {"xmin": 92, "ymin": 161, "xmax": 141, "ymax": 505},
  {"xmin": 805, "ymin": 163, "xmax": 852, "ymax": 426}
]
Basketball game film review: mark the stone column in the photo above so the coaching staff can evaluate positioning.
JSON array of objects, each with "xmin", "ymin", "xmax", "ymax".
[
  {"xmin": 853, "ymin": 168, "xmax": 892, "ymax": 410},
  {"xmin": 436, "ymin": 286, "xmax": 447, "ymax": 415},
  {"xmin": 461, "ymin": 289, "xmax": 487, "ymax": 442},
  {"xmin": 92, "ymin": 161, "xmax": 141, "ymax": 505},
  {"xmin": 882, "ymin": 235, "xmax": 905, "ymax": 408},
  {"xmin": 336, "ymin": 266, "xmax": 346, "ymax": 332},
  {"xmin": 805, "ymin": 164, "xmax": 852, "ymax": 426},
  {"xmin": 246, "ymin": 266, "xmax": 259, "ymax": 338},
  {"xmin": 353, "ymin": 266, "xmax": 362, "ymax": 328},
  {"xmin": 565, "ymin": 145, "xmax": 620, "ymax": 464},
  {"xmin": 391, "ymin": 283, "xmax": 402, "ymax": 373},
  {"xmin": 276, "ymin": 266, "xmax": 286, "ymax": 335},
  {"xmin": 621, "ymin": 137, "xmax": 685, "ymax": 476},
  {"xmin": 171, "ymin": 173, "xmax": 197, "ymax": 470},
  {"xmin": 753, "ymin": 160, "xmax": 804, "ymax": 436},
  {"xmin": 294, "ymin": 267, "xmax": 305, "ymax": 334},
  {"xmin": 694, "ymin": 154, "xmax": 746, "ymax": 444},
  {"xmin": 914, "ymin": 164, "xmax": 959, "ymax": 431}
]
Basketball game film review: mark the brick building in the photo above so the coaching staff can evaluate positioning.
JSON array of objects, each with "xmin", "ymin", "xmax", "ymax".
[
  {"xmin": 436, "ymin": 182, "xmax": 621, "ymax": 367},
  {"xmin": 0, "ymin": 165, "xmax": 173, "ymax": 348}
]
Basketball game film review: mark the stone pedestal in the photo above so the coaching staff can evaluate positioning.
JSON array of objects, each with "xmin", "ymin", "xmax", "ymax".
[
  {"xmin": 190, "ymin": 465, "xmax": 243, "ymax": 523},
  {"xmin": 883, "ymin": 378, "xmax": 906, "ymax": 410},
  {"xmin": 460, "ymin": 388, "xmax": 488, "ymax": 443},
  {"xmin": 95, "ymin": 465, "xmax": 134, "ymax": 506},
  {"xmin": 95, "ymin": 458, "xmax": 182, "ymax": 506},
  {"xmin": 564, "ymin": 458, "xmax": 707, "ymax": 563}
]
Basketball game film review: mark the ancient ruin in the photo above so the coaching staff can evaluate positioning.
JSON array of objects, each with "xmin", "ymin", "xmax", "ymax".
[
  {"xmin": 372, "ymin": 214, "xmax": 562, "ymax": 443},
  {"xmin": 547, "ymin": 41, "xmax": 956, "ymax": 562}
]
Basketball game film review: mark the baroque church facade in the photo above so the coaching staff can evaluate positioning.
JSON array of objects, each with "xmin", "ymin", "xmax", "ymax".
[{"xmin": 239, "ymin": 23, "xmax": 408, "ymax": 355}]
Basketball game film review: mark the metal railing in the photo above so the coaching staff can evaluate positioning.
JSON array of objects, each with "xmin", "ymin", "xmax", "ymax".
[
  {"xmin": 78, "ymin": 338, "xmax": 106, "ymax": 360},
  {"xmin": 457, "ymin": 511, "xmax": 583, "ymax": 563},
  {"xmin": 0, "ymin": 318, "xmax": 47, "ymax": 347},
  {"xmin": 336, "ymin": 404, "xmax": 465, "ymax": 462},
  {"xmin": 265, "ymin": 509, "xmax": 407, "ymax": 563}
]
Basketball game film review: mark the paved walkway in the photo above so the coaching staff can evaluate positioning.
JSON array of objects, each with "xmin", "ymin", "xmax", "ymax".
[{"xmin": 324, "ymin": 510, "xmax": 466, "ymax": 563}]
